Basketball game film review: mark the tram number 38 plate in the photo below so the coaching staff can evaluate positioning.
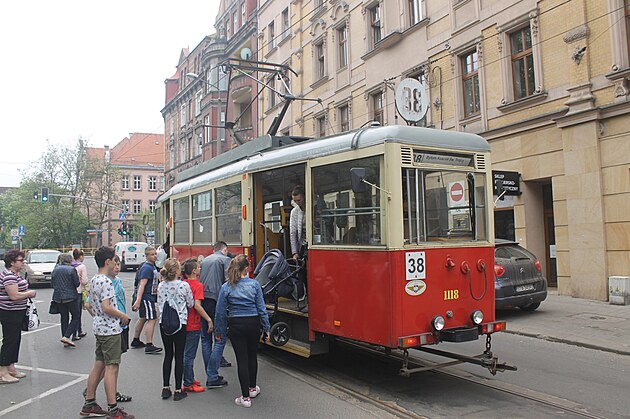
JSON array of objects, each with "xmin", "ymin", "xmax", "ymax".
[{"xmin": 405, "ymin": 252, "xmax": 426, "ymax": 280}]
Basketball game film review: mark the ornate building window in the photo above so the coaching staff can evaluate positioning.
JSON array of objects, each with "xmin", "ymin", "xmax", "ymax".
[
  {"xmin": 315, "ymin": 40, "xmax": 326, "ymax": 80},
  {"xmin": 408, "ymin": 0, "xmax": 423, "ymax": 27},
  {"xmin": 370, "ymin": 4, "xmax": 381, "ymax": 48},
  {"xmin": 371, "ymin": 90, "xmax": 384, "ymax": 125},
  {"xmin": 338, "ymin": 104, "xmax": 349, "ymax": 132},
  {"xmin": 462, "ymin": 50, "xmax": 480, "ymax": 116},
  {"xmin": 510, "ymin": 26, "xmax": 535, "ymax": 100},
  {"xmin": 337, "ymin": 24, "xmax": 348, "ymax": 69}
]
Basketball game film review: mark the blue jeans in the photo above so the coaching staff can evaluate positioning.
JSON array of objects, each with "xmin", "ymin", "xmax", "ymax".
[
  {"xmin": 200, "ymin": 316, "xmax": 213, "ymax": 376},
  {"xmin": 183, "ymin": 330, "xmax": 200, "ymax": 387},
  {"xmin": 206, "ymin": 334, "xmax": 226, "ymax": 383}
]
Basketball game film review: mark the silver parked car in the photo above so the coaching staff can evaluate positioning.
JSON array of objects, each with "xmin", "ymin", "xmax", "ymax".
[
  {"xmin": 494, "ymin": 240, "xmax": 548, "ymax": 311},
  {"xmin": 23, "ymin": 249, "xmax": 61, "ymax": 287}
]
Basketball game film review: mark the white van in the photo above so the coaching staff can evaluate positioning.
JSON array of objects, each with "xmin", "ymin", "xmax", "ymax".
[{"xmin": 114, "ymin": 242, "xmax": 148, "ymax": 271}]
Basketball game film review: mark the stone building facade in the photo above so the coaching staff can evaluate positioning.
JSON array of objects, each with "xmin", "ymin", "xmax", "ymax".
[
  {"xmin": 88, "ymin": 133, "xmax": 165, "ymax": 247},
  {"xmin": 165, "ymin": 0, "xmax": 630, "ymax": 300}
]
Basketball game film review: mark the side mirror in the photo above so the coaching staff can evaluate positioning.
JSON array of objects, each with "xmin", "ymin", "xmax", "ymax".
[{"xmin": 350, "ymin": 168, "xmax": 368, "ymax": 193}]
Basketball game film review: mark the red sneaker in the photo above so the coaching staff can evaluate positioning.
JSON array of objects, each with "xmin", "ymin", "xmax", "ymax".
[{"xmin": 183, "ymin": 383, "xmax": 205, "ymax": 393}]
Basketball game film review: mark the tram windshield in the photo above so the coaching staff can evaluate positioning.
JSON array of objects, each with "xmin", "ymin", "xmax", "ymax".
[
  {"xmin": 403, "ymin": 169, "xmax": 487, "ymax": 244},
  {"xmin": 312, "ymin": 156, "xmax": 383, "ymax": 246}
]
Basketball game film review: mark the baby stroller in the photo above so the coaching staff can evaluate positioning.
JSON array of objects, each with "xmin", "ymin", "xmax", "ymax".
[
  {"xmin": 254, "ymin": 249, "xmax": 306, "ymax": 304},
  {"xmin": 254, "ymin": 249, "xmax": 306, "ymax": 347}
]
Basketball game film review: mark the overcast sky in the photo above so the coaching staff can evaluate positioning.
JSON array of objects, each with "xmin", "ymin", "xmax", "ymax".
[{"xmin": 0, "ymin": 0, "xmax": 219, "ymax": 187}]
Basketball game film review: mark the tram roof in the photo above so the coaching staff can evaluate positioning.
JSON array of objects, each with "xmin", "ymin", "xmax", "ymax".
[{"xmin": 159, "ymin": 125, "xmax": 489, "ymax": 203}]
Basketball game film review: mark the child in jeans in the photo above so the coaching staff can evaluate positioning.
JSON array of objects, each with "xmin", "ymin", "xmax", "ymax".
[{"xmin": 181, "ymin": 258, "xmax": 213, "ymax": 393}]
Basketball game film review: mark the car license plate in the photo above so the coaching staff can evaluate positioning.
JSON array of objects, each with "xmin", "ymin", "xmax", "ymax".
[
  {"xmin": 45, "ymin": 275, "xmax": 51, "ymax": 280},
  {"xmin": 516, "ymin": 284, "xmax": 535, "ymax": 292}
]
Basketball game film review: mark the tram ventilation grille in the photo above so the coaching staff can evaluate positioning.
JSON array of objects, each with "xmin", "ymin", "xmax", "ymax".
[
  {"xmin": 476, "ymin": 154, "xmax": 486, "ymax": 170},
  {"xmin": 401, "ymin": 147, "xmax": 413, "ymax": 165}
]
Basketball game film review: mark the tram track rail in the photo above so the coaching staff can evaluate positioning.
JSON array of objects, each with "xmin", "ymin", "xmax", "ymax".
[
  {"xmin": 261, "ymin": 348, "xmax": 426, "ymax": 419},
  {"xmin": 338, "ymin": 339, "xmax": 604, "ymax": 419},
  {"xmin": 263, "ymin": 339, "xmax": 604, "ymax": 419}
]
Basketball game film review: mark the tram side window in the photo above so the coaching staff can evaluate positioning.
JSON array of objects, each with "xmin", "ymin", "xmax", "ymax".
[
  {"xmin": 215, "ymin": 182, "xmax": 242, "ymax": 244},
  {"xmin": 403, "ymin": 169, "xmax": 487, "ymax": 243},
  {"xmin": 173, "ymin": 197, "xmax": 190, "ymax": 243},
  {"xmin": 192, "ymin": 191, "xmax": 213, "ymax": 243},
  {"xmin": 312, "ymin": 156, "xmax": 383, "ymax": 245}
]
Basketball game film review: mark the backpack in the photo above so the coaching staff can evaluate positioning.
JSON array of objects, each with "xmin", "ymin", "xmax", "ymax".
[{"xmin": 161, "ymin": 286, "xmax": 182, "ymax": 336}]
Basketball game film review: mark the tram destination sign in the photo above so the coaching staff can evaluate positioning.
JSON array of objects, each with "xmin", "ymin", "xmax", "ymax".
[
  {"xmin": 413, "ymin": 150, "xmax": 473, "ymax": 167},
  {"xmin": 493, "ymin": 171, "xmax": 521, "ymax": 195}
]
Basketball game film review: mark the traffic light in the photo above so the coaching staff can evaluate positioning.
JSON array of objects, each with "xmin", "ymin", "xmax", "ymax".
[
  {"xmin": 121, "ymin": 221, "xmax": 128, "ymax": 236},
  {"xmin": 41, "ymin": 187, "xmax": 49, "ymax": 202},
  {"xmin": 33, "ymin": 191, "xmax": 39, "ymax": 200}
]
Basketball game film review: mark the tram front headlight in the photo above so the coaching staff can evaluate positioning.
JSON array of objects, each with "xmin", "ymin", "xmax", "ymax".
[
  {"xmin": 471, "ymin": 310, "xmax": 484, "ymax": 325},
  {"xmin": 432, "ymin": 316, "xmax": 445, "ymax": 331}
]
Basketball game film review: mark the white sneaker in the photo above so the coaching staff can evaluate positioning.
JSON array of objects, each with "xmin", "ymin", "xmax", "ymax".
[
  {"xmin": 235, "ymin": 396, "xmax": 251, "ymax": 408},
  {"xmin": 249, "ymin": 386, "xmax": 260, "ymax": 398}
]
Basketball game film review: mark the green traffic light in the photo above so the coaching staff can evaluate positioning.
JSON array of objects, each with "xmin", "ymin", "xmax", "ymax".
[{"xmin": 41, "ymin": 187, "xmax": 49, "ymax": 202}]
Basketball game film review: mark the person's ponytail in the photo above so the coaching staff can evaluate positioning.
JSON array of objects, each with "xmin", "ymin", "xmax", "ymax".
[{"xmin": 227, "ymin": 255, "xmax": 249, "ymax": 287}]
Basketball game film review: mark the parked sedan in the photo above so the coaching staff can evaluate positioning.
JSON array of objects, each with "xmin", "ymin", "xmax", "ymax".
[
  {"xmin": 23, "ymin": 249, "xmax": 61, "ymax": 287},
  {"xmin": 494, "ymin": 240, "xmax": 547, "ymax": 311}
]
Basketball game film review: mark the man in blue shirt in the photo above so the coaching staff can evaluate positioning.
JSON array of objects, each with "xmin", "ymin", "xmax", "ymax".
[
  {"xmin": 199, "ymin": 241, "xmax": 231, "ymax": 387},
  {"xmin": 130, "ymin": 247, "xmax": 162, "ymax": 354}
]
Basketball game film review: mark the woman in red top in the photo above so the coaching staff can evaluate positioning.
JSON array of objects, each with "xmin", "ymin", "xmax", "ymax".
[
  {"xmin": 0, "ymin": 250, "xmax": 36, "ymax": 384},
  {"xmin": 181, "ymin": 258, "xmax": 213, "ymax": 393}
]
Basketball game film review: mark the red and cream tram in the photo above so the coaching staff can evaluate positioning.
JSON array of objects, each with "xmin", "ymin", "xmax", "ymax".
[{"xmin": 156, "ymin": 125, "xmax": 515, "ymax": 375}]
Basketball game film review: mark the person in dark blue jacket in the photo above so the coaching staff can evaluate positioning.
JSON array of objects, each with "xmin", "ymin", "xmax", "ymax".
[
  {"xmin": 51, "ymin": 253, "xmax": 80, "ymax": 347},
  {"xmin": 214, "ymin": 255, "xmax": 270, "ymax": 408}
]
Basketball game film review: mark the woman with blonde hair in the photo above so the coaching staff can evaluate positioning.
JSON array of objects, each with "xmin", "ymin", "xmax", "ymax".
[
  {"xmin": 214, "ymin": 255, "xmax": 270, "ymax": 408},
  {"xmin": 157, "ymin": 258, "xmax": 193, "ymax": 401}
]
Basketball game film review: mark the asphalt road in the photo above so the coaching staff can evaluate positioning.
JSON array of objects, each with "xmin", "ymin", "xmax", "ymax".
[{"xmin": 3, "ymin": 257, "xmax": 629, "ymax": 418}]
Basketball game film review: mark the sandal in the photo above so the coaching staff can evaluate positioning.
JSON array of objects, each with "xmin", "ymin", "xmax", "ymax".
[{"xmin": 116, "ymin": 392, "xmax": 132, "ymax": 402}]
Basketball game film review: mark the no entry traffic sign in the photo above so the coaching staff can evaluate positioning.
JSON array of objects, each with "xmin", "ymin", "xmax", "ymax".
[{"xmin": 449, "ymin": 181, "xmax": 466, "ymax": 207}]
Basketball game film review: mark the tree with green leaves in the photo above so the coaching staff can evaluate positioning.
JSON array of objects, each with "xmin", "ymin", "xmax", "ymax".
[{"xmin": 0, "ymin": 138, "xmax": 120, "ymax": 249}]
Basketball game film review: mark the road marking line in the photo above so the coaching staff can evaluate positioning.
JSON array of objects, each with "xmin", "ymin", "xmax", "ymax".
[
  {"xmin": 21, "ymin": 323, "xmax": 59, "ymax": 335},
  {"xmin": 0, "ymin": 374, "xmax": 87, "ymax": 417},
  {"xmin": 16, "ymin": 364, "xmax": 87, "ymax": 377}
]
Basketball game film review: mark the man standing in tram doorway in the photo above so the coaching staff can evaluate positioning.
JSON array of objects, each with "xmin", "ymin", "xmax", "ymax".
[
  {"xmin": 199, "ymin": 241, "xmax": 232, "ymax": 388},
  {"xmin": 290, "ymin": 185, "xmax": 307, "ymax": 261}
]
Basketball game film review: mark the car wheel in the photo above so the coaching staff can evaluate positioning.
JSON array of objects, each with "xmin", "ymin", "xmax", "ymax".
[{"xmin": 519, "ymin": 302, "xmax": 541, "ymax": 312}]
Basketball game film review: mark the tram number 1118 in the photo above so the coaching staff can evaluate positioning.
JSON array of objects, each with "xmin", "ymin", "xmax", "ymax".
[{"xmin": 405, "ymin": 252, "xmax": 426, "ymax": 280}]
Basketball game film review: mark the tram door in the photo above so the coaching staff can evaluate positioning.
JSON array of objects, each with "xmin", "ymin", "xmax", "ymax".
[{"xmin": 252, "ymin": 164, "xmax": 305, "ymax": 264}]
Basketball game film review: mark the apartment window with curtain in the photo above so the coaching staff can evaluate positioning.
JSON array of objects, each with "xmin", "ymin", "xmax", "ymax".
[
  {"xmin": 337, "ymin": 24, "xmax": 348, "ymax": 69},
  {"xmin": 462, "ymin": 50, "xmax": 480, "ymax": 117},
  {"xmin": 315, "ymin": 41, "xmax": 326, "ymax": 80},
  {"xmin": 180, "ymin": 140, "xmax": 186, "ymax": 164},
  {"xmin": 370, "ymin": 4, "xmax": 382, "ymax": 48},
  {"xmin": 339, "ymin": 105, "xmax": 349, "ymax": 132},
  {"xmin": 409, "ymin": 0, "xmax": 422, "ymax": 26},
  {"xmin": 233, "ymin": 12, "xmax": 239, "ymax": 33},
  {"xmin": 180, "ymin": 104, "xmax": 186, "ymax": 126},
  {"xmin": 282, "ymin": 8, "xmax": 290, "ymax": 39},
  {"xmin": 268, "ymin": 76, "xmax": 277, "ymax": 108},
  {"xmin": 121, "ymin": 175, "xmax": 129, "ymax": 190},
  {"xmin": 316, "ymin": 115, "xmax": 326, "ymax": 137},
  {"xmin": 510, "ymin": 26, "xmax": 535, "ymax": 99},
  {"xmin": 371, "ymin": 90, "xmax": 384, "ymax": 125},
  {"xmin": 195, "ymin": 90, "xmax": 202, "ymax": 116},
  {"xmin": 241, "ymin": 2, "xmax": 246, "ymax": 27},
  {"xmin": 269, "ymin": 21, "xmax": 276, "ymax": 49},
  {"xmin": 133, "ymin": 175, "xmax": 141, "ymax": 191}
]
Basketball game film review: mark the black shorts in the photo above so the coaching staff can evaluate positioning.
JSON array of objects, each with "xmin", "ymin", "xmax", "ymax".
[{"xmin": 139, "ymin": 299, "xmax": 157, "ymax": 320}]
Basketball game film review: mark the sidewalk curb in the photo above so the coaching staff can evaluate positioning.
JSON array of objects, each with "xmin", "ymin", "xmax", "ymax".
[{"xmin": 504, "ymin": 329, "xmax": 630, "ymax": 357}]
